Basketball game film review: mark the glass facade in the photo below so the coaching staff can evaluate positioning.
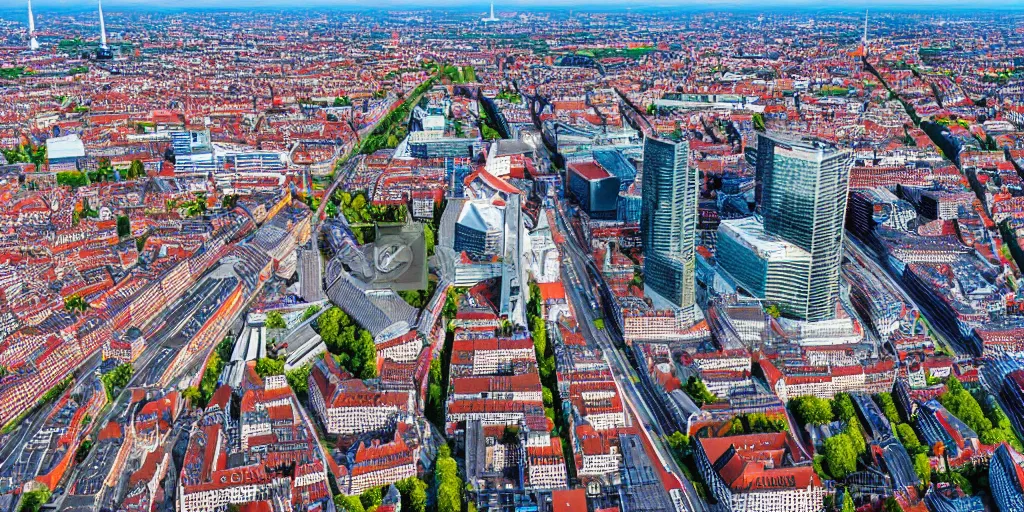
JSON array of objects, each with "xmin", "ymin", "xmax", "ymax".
[
  {"xmin": 716, "ymin": 218, "xmax": 812, "ymax": 318},
  {"xmin": 641, "ymin": 137, "xmax": 698, "ymax": 315},
  {"xmin": 758, "ymin": 133, "xmax": 853, "ymax": 321}
]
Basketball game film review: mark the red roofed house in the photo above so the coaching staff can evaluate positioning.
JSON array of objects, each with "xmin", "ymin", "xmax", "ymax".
[
  {"xmin": 308, "ymin": 355, "xmax": 412, "ymax": 435},
  {"xmin": 695, "ymin": 433, "xmax": 824, "ymax": 512}
]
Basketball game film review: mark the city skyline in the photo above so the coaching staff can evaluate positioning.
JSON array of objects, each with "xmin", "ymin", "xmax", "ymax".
[
  {"xmin": 2, "ymin": 4, "xmax": 1024, "ymax": 512},
  {"xmin": 1, "ymin": 0, "xmax": 1020, "ymax": 11}
]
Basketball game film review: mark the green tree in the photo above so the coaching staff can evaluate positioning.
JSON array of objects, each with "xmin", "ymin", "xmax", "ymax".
[
  {"xmin": 127, "ymin": 159, "xmax": 145, "ymax": 179},
  {"xmin": 395, "ymin": 477, "xmax": 427, "ymax": 512},
  {"xmin": 301, "ymin": 305, "xmax": 322, "ymax": 321},
  {"xmin": 812, "ymin": 455, "xmax": 829, "ymax": 480},
  {"xmin": 883, "ymin": 497, "xmax": 903, "ymax": 512},
  {"xmin": 64, "ymin": 294, "xmax": 89, "ymax": 314},
  {"xmin": 832, "ymin": 393, "xmax": 857, "ymax": 423},
  {"xmin": 913, "ymin": 453, "xmax": 931, "ymax": 484},
  {"xmin": 265, "ymin": 311, "xmax": 287, "ymax": 329},
  {"xmin": 896, "ymin": 423, "xmax": 921, "ymax": 452},
  {"xmin": 435, "ymin": 447, "xmax": 463, "ymax": 512},
  {"xmin": 360, "ymin": 487, "xmax": 383, "ymax": 510},
  {"xmin": 182, "ymin": 386, "xmax": 202, "ymax": 403},
  {"xmin": 841, "ymin": 490, "xmax": 855, "ymax": 512},
  {"xmin": 117, "ymin": 215, "xmax": 131, "ymax": 238},
  {"xmin": 286, "ymin": 364, "xmax": 311, "ymax": 398},
  {"xmin": 18, "ymin": 487, "xmax": 51, "ymax": 512},
  {"xmin": 335, "ymin": 495, "xmax": 365, "ymax": 512},
  {"xmin": 424, "ymin": 224, "xmax": 436, "ymax": 256},
  {"xmin": 353, "ymin": 331, "xmax": 378, "ymax": 379},
  {"xmin": 845, "ymin": 418, "xmax": 867, "ymax": 456},
  {"xmin": 667, "ymin": 431, "xmax": 689, "ymax": 452},
  {"xmin": 752, "ymin": 112, "xmax": 766, "ymax": 132},
  {"xmin": 100, "ymin": 363, "xmax": 134, "ymax": 401},
  {"xmin": 823, "ymin": 433, "xmax": 857, "ymax": 478},
  {"xmin": 875, "ymin": 392, "xmax": 901, "ymax": 424},
  {"xmin": 684, "ymin": 376, "xmax": 717, "ymax": 407},
  {"xmin": 791, "ymin": 395, "xmax": 833, "ymax": 426},
  {"xmin": 75, "ymin": 438, "xmax": 93, "ymax": 463},
  {"xmin": 317, "ymin": 307, "xmax": 344, "ymax": 348},
  {"xmin": 254, "ymin": 357, "xmax": 285, "ymax": 377}
]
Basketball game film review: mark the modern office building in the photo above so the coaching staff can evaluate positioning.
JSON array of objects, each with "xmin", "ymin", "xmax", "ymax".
[
  {"xmin": 990, "ymin": 444, "xmax": 1024, "ymax": 512},
  {"xmin": 716, "ymin": 217, "xmax": 812, "ymax": 317},
  {"xmin": 756, "ymin": 132, "xmax": 853, "ymax": 321},
  {"xmin": 567, "ymin": 161, "xmax": 620, "ymax": 219},
  {"xmin": 641, "ymin": 137, "xmax": 698, "ymax": 319},
  {"xmin": 454, "ymin": 200, "xmax": 505, "ymax": 259}
]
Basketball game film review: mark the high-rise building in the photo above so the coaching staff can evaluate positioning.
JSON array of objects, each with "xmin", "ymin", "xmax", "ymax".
[
  {"xmin": 757, "ymin": 132, "xmax": 853, "ymax": 321},
  {"xmin": 641, "ymin": 137, "xmax": 698, "ymax": 318},
  {"xmin": 716, "ymin": 217, "xmax": 812, "ymax": 317},
  {"xmin": 990, "ymin": 444, "xmax": 1024, "ymax": 512},
  {"xmin": 95, "ymin": 0, "xmax": 113, "ymax": 60},
  {"xmin": 27, "ymin": 0, "xmax": 38, "ymax": 51}
]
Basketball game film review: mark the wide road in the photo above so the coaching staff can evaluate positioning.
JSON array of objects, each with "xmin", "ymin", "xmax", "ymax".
[{"xmin": 552, "ymin": 207, "xmax": 707, "ymax": 512}]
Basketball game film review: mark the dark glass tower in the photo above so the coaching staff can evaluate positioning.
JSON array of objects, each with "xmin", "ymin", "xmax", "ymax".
[
  {"xmin": 641, "ymin": 137, "xmax": 698, "ymax": 319},
  {"xmin": 757, "ymin": 132, "xmax": 853, "ymax": 321}
]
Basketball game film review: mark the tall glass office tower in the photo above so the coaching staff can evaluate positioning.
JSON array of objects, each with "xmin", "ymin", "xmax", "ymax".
[
  {"xmin": 757, "ymin": 132, "xmax": 853, "ymax": 321},
  {"xmin": 641, "ymin": 137, "xmax": 698, "ymax": 319}
]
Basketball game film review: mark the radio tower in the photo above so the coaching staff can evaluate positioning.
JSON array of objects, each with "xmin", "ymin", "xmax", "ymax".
[
  {"xmin": 95, "ymin": 0, "xmax": 113, "ymax": 59},
  {"xmin": 99, "ymin": 0, "xmax": 108, "ymax": 50},
  {"xmin": 27, "ymin": 0, "xmax": 39, "ymax": 51},
  {"xmin": 861, "ymin": 10, "xmax": 869, "ymax": 57},
  {"xmin": 482, "ymin": 2, "xmax": 499, "ymax": 22}
]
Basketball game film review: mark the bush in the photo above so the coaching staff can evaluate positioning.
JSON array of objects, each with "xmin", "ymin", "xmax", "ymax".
[{"xmin": 265, "ymin": 311, "xmax": 287, "ymax": 329}]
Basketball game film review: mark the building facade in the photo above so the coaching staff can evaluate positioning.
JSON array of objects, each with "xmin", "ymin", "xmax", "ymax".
[
  {"xmin": 757, "ymin": 133, "xmax": 853, "ymax": 321},
  {"xmin": 641, "ymin": 137, "xmax": 698, "ymax": 319}
]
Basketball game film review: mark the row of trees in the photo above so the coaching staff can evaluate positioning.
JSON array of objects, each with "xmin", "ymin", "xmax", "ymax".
[
  {"xmin": 316, "ymin": 306, "xmax": 378, "ymax": 380},
  {"xmin": 526, "ymin": 282, "xmax": 573, "ymax": 480},
  {"xmin": 100, "ymin": 363, "xmax": 134, "ymax": 401},
  {"xmin": 335, "ymin": 476, "xmax": 427, "ymax": 512},
  {"xmin": 184, "ymin": 337, "xmax": 234, "ymax": 407},
  {"xmin": 939, "ymin": 375, "xmax": 1023, "ymax": 450},
  {"xmin": 790, "ymin": 393, "xmax": 867, "ymax": 480},
  {"xmin": 435, "ymin": 445, "xmax": 469, "ymax": 512},
  {"xmin": 723, "ymin": 413, "xmax": 788, "ymax": 436},
  {"xmin": 360, "ymin": 75, "xmax": 437, "ymax": 155}
]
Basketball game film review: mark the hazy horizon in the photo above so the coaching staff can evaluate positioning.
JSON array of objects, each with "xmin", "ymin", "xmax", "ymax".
[{"xmin": 3, "ymin": 0, "xmax": 1023, "ymax": 11}]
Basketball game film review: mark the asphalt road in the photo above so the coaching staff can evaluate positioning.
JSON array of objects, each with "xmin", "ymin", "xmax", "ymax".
[{"xmin": 553, "ymin": 206, "xmax": 708, "ymax": 512}]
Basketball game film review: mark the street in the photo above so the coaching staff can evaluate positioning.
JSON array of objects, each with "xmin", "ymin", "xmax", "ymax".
[{"xmin": 553, "ymin": 205, "xmax": 707, "ymax": 512}]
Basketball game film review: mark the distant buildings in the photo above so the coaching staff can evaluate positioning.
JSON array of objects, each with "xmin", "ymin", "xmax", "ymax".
[{"xmin": 641, "ymin": 137, "xmax": 698, "ymax": 320}]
